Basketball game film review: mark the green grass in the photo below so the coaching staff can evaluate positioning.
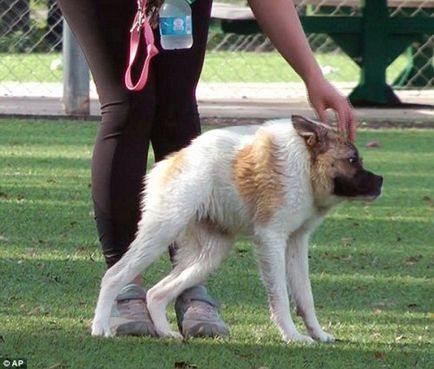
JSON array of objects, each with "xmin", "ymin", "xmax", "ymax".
[
  {"xmin": 0, "ymin": 53, "xmax": 63, "ymax": 83},
  {"xmin": 0, "ymin": 51, "xmax": 408, "ymax": 84},
  {"xmin": 0, "ymin": 119, "xmax": 433, "ymax": 369}
]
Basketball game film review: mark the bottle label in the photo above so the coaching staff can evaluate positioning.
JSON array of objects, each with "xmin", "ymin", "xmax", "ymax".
[{"xmin": 160, "ymin": 16, "xmax": 192, "ymax": 36}]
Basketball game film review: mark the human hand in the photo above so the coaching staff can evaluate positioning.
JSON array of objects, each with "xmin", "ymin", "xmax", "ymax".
[{"xmin": 306, "ymin": 77, "xmax": 357, "ymax": 141}]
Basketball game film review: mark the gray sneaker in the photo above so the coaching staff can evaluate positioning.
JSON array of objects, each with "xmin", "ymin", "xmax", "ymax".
[
  {"xmin": 175, "ymin": 285, "xmax": 229, "ymax": 338},
  {"xmin": 110, "ymin": 283, "xmax": 157, "ymax": 337}
]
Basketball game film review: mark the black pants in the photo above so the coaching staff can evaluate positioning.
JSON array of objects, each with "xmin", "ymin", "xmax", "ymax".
[{"xmin": 57, "ymin": 0, "xmax": 213, "ymax": 267}]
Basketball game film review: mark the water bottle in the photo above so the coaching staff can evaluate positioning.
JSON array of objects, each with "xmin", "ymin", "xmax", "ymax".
[{"xmin": 159, "ymin": 0, "xmax": 193, "ymax": 50}]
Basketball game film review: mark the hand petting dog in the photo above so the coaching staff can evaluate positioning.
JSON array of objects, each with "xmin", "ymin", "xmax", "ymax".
[{"xmin": 306, "ymin": 77, "xmax": 357, "ymax": 142}]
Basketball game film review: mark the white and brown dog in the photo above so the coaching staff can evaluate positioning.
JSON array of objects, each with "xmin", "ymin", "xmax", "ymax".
[{"xmin": 91, "ymin": 115, "xmax": 383, "ymax": 343}]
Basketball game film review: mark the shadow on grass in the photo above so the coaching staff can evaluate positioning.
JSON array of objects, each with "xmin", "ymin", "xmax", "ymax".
[{"xmin": 1, "ymin": 324, "xmax": 432, "ymax": 369}]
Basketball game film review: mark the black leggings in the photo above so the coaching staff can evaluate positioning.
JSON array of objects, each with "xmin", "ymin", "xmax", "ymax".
[{"xmin": 57, "ymin": 0, "xmax": 213, "ymax": 267}]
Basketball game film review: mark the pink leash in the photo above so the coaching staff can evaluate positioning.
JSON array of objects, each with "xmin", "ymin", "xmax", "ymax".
[{"xmin": 125, "ymin": 0, "xmax": 159, "ymax": 91}]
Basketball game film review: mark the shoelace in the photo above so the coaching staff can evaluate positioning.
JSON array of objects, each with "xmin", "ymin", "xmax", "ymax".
[
  {"xmin": 186, "ymin": 301, "xmax": 219, "ymax": 318},
  {"xmin": 118, "ymin": 299, "xmax": 150, "ymax": 319}
]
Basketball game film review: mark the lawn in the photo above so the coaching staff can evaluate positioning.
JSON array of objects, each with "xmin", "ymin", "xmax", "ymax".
[
  {"xmin": 0, "ymin": 119, "xmax": 433, "ymax": 369},
  {"xmin": 0, "ymin": 51, "xmax": 408, "ymax": 84}
]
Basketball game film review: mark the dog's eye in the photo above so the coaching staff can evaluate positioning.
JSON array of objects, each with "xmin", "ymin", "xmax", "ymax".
[{"xmin": 348, "ymin": 156, "xmax": 358, "ymax": 164}]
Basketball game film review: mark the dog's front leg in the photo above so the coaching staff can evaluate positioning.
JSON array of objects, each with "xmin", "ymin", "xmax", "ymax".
[
  {"xmin": 255, "ymin": 231, "xmax": 314, "ymax": 344},
  {"xmin": 286, "ymin": 231, "xmax": 335, "ymax": 342}
]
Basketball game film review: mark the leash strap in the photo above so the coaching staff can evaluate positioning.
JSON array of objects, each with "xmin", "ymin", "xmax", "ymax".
[{"xmin": 125, "ymin": 0, "xmax": 159, "ymax": 91}]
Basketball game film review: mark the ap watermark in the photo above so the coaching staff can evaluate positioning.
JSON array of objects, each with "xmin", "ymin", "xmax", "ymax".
[{"xmin": 1, "ymin": 359, "xmax": 27, "ymax": 369}]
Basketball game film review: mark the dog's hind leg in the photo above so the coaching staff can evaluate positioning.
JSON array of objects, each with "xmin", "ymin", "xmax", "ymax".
[
  {"xmin": 91, "ymin": 214, "xmax": 188, "ymax": 337},
  {"xmin": 254, "ymin": 230, "xmax": 315, "ymax": 343},
  {"xmin": 286, "ymin": 229, "xmax": 335, "ymax": 343},
  {"xmin": 146, "ymin": 222, "xmax": 233, "ymax": 338}
]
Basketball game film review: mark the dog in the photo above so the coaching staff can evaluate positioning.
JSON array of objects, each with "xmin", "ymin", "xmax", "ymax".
[{"xmin": 91, "ymin": 115, "xmax": 383, "ymax": 343}]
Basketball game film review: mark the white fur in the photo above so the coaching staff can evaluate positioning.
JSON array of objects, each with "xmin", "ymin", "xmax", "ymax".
[{"xmin": 91, "ymin": 119, "xmax": 335, "ymax": 343}]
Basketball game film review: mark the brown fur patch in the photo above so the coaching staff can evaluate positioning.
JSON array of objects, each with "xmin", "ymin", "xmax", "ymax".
[
  {"xmin": 233, "ymin": 131, "xmax": 285, "ymax": 224},
  {"xmin": 162, "ymin": 149, "xmax": 186, "ymax": 184}
]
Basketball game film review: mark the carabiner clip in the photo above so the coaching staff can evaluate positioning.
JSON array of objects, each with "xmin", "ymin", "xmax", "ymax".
[{"xmin": 130, "ymin": 0, "xmax": 146, "ymax": 32}]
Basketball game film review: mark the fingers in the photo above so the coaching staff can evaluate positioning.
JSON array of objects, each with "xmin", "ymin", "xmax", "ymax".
[
  {"xmin": 336, "ymin": 104, "xmax": 348, "ymax": 137},
  {"xmin": 307, "ymin": 80, "xmax": 357, "ymax": 141},
  {"xmin": 347, "ymin": 106, "xmax": 357, "ymax": 141},
  {"xmin": 336, "ymin": 98, "xmax": 357, "ymax": 142},
  {"xmin": 315, "ymin": 104, "xmax": 328, "ymax": 125}
]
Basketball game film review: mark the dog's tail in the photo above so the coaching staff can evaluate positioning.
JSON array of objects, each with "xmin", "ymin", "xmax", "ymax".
[{"xmin": 103, "ymin": 212, "xmax": 182, "ymax": 281}]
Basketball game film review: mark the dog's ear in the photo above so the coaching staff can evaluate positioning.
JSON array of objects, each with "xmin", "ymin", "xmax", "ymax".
[{"xmin": 292, "ymin": 115, "xmax": 329, "ymax": 150}]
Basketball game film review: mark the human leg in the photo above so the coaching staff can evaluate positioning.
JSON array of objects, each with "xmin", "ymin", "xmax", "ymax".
[
  {"xmin": 57, "ymin": 0, "xmax": 156, "ymax": 267},
  {"xmin": 57, "ymin": 0, "xmax": 155, "ymax": 335}
]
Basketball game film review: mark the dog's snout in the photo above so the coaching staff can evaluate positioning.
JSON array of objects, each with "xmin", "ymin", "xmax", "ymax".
[{"xmin": 368, "ymin": 174, "xmax": 383, "ymax": 199}]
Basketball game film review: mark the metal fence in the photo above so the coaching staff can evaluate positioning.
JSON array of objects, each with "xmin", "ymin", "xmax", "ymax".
[
  {"xmin": 0, "ymin": 0, "xmax": 62, "ymax": 96},
  {"xmin": 389, "ymin": 1, "xmax": 434, "ymax": 89},
  {"xmin": 0, "ymin": 0, "xmax": 433, "ymax": 106}
]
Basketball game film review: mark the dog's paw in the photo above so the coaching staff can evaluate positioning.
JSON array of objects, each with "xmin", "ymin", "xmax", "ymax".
[
  {"xmin": 284, "ymin": 333, "xmax": 315, "ymax": 344},
  {"xmin": 91, "ymin": 319, "xmax": 112, "ymax": 337},
  {"xmin": 311, "ymin": 330, "xmax": 335, "ymax": 343}
]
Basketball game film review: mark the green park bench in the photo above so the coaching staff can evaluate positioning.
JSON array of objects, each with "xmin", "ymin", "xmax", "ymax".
[{"xmin": 210, "ymin": 0, "xmax": 434, "ymax": 106}]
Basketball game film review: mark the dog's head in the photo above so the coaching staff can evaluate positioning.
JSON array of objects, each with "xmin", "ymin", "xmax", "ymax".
[{"xmin": 292, "ymin": 115, "xmax": 383, "ymax": 208}]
